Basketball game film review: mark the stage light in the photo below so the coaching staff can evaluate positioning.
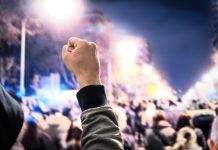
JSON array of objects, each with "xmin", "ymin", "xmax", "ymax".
[
  {"xmin": 183, "ymin": 89, "xmax": 195, "ymax": 100},
  {"xmin": 211, "ymin": 69, "xmax": 218, "ymax": 79},
  {"xmin": 142, "ymin": 64, "xmax": 153, "ymax": 75},
  {"xmin": 195, "ymin": 82, "xmax": 203, "ymax": 89},
  {"xmin": 202, "ymin": 73, "xmax": 212, "ymax": 83},
  {"xmin": 116, "ymin": 41, "xmax": 138, "ymax": 61},
  {"xmin": 115, "ymin": 37, "xmax": 140, "ymax": 62}
]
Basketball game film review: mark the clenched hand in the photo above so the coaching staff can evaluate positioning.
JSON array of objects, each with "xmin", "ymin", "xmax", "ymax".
[{"xmin": 62, "ymin": 37, "xmax": 101, "ymax": 88}]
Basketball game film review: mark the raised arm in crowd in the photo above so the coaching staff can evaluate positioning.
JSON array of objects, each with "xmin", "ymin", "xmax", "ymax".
[
  {"xmin": 0, "ymin": 37, "xmax": 123, "ymax": 150},
  {"xmin": 62, "ymin": 37, "xmax": 124, "ymax": 150}
]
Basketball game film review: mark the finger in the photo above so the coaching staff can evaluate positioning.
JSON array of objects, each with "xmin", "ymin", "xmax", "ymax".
[
  {"xmin": 88, "ymin": 42, "xmax": 97, "ymax": 49},
  {"xmin": 68, "ymin": 46, "xmax": 75, "ymax": 52},
  {"xmin": 88, "ymin": 42, "xmax": 97, "ymax": 54},
  {"xmin": 68, "ymin": 37, "xmax": 81, "ymax": 47}
]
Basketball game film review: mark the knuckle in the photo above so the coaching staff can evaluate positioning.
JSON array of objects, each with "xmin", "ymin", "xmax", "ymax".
[
  {"xmin": 68, "ymin": 37, "xmax": 75, "ymax": 44},
  {"xmin": 69, "ymin": 37, "xmax": 82, "ymax": 46},
  {"xmin": 77, "ymin": 39, "xmax": 87, "ymax": 47},
  {"xmin": 83, "ymin": 39, "xmax": 89, "ymax": 45},
  {"xmin": 69, "ymin": 37, "xmax": 78, "ymax": 42},
  {"xmin": 69, "ymin": 37, "xmax": 74, "ymax": 41},
  {"xmin": 89, "ymin": 42, "xmax": 97, "ymax": 50}
]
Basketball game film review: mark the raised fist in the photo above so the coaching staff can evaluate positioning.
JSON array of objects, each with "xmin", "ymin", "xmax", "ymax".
[{"xmin": 62, "ymin": 37, "xmax": 101, "ymax": 88}]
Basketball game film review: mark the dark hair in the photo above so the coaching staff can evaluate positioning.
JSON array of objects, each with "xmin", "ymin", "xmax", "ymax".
[
  {"xmin": 184, "ymin": 132, "xmax": 191, "ymax": 144},
  {"xmin": 176, "ymin": 115, "xmax": 191, "ymax": 131},
  {"xmin": 22, "ymin": 121, "xmax": 38, "ymax": 144},
  {"xmin": 153, "ymin": 111, "xmax": 166, "ymax": 126},
  {"xmin": 215, "ymin": 107, "xmax": 218, "ymax": 116},
  {"xmin": 198, "ymin": 103, "xmax": 209, "ymax": 109},
  {"xmin": 66, "ymin": 124, "xmax": 82, "ymax": 142},
  {"xmin": 193, "ymin": 115, "xmax": 214, "ymax": 139}
]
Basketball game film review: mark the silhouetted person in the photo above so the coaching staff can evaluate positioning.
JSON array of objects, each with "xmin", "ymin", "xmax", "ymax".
[{"xmin": 0, "ymin": 86, "xmax": 24, "ymax": 149}]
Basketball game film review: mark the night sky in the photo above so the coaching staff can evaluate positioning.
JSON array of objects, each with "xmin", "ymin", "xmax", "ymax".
[{"xmin": 88, "ymin": 0, "xmax": 214, "ymax": 92}]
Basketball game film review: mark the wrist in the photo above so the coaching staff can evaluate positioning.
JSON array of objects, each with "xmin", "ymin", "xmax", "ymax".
[
  {"xmin": 78, "ymin": 78, "xmax": 101, "ymax": 88},
  {"xmin": 77, "ymin": 85, "xmax": 107, "ymax": 111}
]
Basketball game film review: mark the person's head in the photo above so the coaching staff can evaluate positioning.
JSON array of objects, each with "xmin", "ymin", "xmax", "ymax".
[
  {"xmin": 193, "ymin": 114, "xmax": 214, "ymax": 139},
  {"xmin": 172, "ymin": 127, "xmax": 201, "ymax": 150},
  {"xmin": 208, "ymin": 117, "xmax": 218, "ymax": 150},
  {"xmin": 5, "ymin": 56, "xmax": 15, "ymax": 68},
  {"xmin": 22, "ymin": 120, "xmax": 39, "ymax": 143},
  {"xmin": 215, "ymin": 107, "xmax": 218, "ymax": 116},
  {"xmin": 66, "ymin": 125, "xmax": 82, "ymax": 142},
  {"xmin": 153, "ymin": 110, "xmax": 166, "ymax": 126},
  {"xmin": 66, "ymin": 125, "xmax": 82, "ymax": 150},
  {"xmin": 176, "ymin": 114, "xmax": 191, "ymax": 131},
  {"xmin": 31, "ymin": 73, "xmax": 41, "ymax": 86},
  {"xmin": 198, "ymin": 103, "xmax": 209, "ymax": 110}
]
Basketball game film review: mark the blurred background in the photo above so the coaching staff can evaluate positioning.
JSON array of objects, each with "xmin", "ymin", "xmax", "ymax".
[
  {"xmin": 0, "ymin": 0, "xmax": 217, "ymax": 102},
  {"xmin": 1, "ymin": 0, "xmax": 218, "ymax": 150}
]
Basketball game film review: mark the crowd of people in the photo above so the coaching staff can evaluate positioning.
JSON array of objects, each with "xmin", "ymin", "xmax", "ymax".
[
  {"xmin": 113, "ymin": 98, "xmax": 218, "ymax": 150},
  {"xmin": 8, "ymin": 93, "xmax": 218, "ymax": 150},
  {"xmin": 0, "ymin": 37, "xmax": 218, "ymax": 150}
]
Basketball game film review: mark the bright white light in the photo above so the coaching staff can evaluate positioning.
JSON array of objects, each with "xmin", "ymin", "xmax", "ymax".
[
  {"xmin": 211, "ymin": 69, "xmax": 218, "ymax": 79},
  {"xmin": 195, "ymin": 81, "xmax": 203, "ymax": 89},
  {"xmin": 142, "ymin": 64, "xmax": 153, "ymax": 74},
  {"xmin": 116, "ymin": 38, "xmax": 139, "ymax": 62},
  {"xmin": 183, "ymin": 88, "xmax": 196, "ymax": 100},
  {"xmin": 39, "ymin": 0, "xmax": 84, "ymax": 23},
  {"xmin": 202, "ymin": 73, "xmax": 212, "ymax": 83}
]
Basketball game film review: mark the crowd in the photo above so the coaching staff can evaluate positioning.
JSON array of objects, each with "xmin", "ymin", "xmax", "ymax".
[
  {"xmin": 113, "ymin": 99, "xmax": 218, "ymax": 150},
  {"xmin": 8, "ymin": 93, "xmax": 218, "ymax": 150},
  {"xmin": 0, "ymin": 37, "xmax": 218, "ymax": 150}
]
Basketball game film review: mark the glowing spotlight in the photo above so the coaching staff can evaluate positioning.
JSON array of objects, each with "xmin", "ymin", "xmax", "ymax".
[
  {"xmin": 202, "ymin": 73, "xmax": 212, "ymax": 83},
  {"xmin": 115, "ymin": 37, "xmax": 140, "ymax": 62},
  {"xmin": 195, "ymin": 82, "xmax": 203, "ymax": 89},
  {"xmin": 38, "ymin": 0, "xmax": 84, "ymax": 23},
  {"xmin": 211, "ymin": 69, "xmax": 218, "ymax": 79},
  {"xmin": 142, "ymin": 64, "xmax": 153, "ymax": 75}
]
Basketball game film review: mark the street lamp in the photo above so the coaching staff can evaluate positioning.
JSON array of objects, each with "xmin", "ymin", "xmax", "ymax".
[{"xmin": 20, "ymin": 20, "xmax": 26, "ymax": 94}]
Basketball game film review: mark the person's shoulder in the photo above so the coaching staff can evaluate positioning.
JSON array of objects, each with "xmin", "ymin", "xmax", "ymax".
[{"xmin": 0, "ymin": 85, "xmax": 24, "ymax": 149}]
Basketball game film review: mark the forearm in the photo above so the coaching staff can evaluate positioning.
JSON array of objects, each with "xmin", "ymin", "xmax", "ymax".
[
  {"xmin": 62, "ymin": 38, "xmax": 123, "ymax": 149},
  {"xmin": 77, "ymin": 85, "xmax": 123, "ymax": 150},
  {"xmin": 81, "ymin": 106, "xmax": 123, "ymax": 150}
]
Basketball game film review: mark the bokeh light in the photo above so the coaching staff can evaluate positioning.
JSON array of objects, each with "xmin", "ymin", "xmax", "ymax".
[
  {"xmin": 115, "ymin": 36, "xmax": 141, "ymax": 62},
  {"xmin": 35, "ymin": 0, "xmax": 85, "ymax": 25}
]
